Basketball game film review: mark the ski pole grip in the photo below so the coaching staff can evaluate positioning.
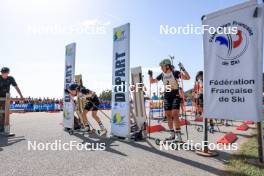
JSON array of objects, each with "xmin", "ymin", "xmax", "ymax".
[
  {"xmin": 148, "ymin": 70, "xmax": 153, "ymax": 77},
  {"xmin": 178, "ymin": 62, "xmax": 186, "ymax": 71}
]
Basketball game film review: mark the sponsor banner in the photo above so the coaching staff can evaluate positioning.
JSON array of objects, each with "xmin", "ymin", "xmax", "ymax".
[
  {"xmin": 10, "ymin": 104, "xmax": 58, "ymax": 111},
  {"xmin": 63, "ymin": 43, "xmax": 76, "ymax": 128},
  {"xmin": 10, "ymin": 104, "xmax": 32, "ymax": 110},
  {"xmin": 203, "ymin": 1, "xmax": 264, "ymax": 121},
  {"xmin": 111, "ymin": 23, "xmax": 130, "ymax": 137}
]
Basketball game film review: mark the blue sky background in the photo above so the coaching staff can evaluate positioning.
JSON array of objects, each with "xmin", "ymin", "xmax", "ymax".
[{"xmin": 0, "ymin": 0, "xmax": 260, "ymax": 98}]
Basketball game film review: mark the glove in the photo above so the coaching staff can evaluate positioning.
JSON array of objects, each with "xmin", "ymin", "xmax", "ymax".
[
  {"xmin": 64, "ymin": 89, "xmax": 70, "ymax": 94},
  {"xmin": 178, "ymin": 62, "xmax": 186, "ymax": 71},
  {"xmin": 148, "ymin": 70, "xmax": 153, "ymax": 77}
]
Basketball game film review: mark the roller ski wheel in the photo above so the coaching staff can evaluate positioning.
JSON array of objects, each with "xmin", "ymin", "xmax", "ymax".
[
  {"xmin": 155, "ymin": 139, "xmax": 161, "ymax": 145},
  {"xmin": 69, "ymin": 130, "xmax": 74, "ymax": 135}
]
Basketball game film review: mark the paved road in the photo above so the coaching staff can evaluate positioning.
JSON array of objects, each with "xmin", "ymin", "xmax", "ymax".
[{"xmin": 0, "ymin": 112, "xmax": 255, "ymax": 176}]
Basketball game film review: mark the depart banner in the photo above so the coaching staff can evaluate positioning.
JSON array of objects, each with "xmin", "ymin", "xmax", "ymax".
[
  {"xmin": 203, "ymin": 1, "xmax": 264, "ymax": 121},
  {"xmin": 63, "ymin": 43, "xmax": 76, "ymax": 128},
  {"xmin": 111, "ymin": 23, "xmax": 130, "ymax": 137}
]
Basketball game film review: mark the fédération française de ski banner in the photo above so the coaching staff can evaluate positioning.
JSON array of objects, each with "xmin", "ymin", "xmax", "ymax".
[
  {"xmin": 63, "ymin": 43, "xmax": 76, "ymax": 128},
  {"xmin": 203, "ymin": 1, "xmax": 264, "ymax": 122},
  {"xmin": 111, "ymin": 23, "xmax": 130, "ymax": 137}
]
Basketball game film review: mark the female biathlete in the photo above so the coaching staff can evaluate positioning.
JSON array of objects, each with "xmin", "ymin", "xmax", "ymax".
[
  {"xmin": 149, "ymin": 58, "xmax": 190, "ymax": 141},
  {"xmin": 66, "ymin": 83, "xmax": 107, "ymax": 135}
]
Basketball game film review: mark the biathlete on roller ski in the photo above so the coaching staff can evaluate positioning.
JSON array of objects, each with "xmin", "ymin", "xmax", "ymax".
[
  {"xmin": 65, "ymin": 83, "xmax": 107, "ymax": 135},
  {"xmin": 148, "ymin": 58, "xmax": 190, "ymax": 141}
]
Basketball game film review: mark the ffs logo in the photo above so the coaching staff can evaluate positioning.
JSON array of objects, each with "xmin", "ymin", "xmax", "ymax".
[{"xmin": 213, "ymin": 22, "xmax": 252, "ymax": 66}]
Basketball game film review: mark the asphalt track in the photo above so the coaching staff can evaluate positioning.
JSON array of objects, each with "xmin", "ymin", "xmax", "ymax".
[{"xmin": 0, "ymin": 111, "xmax": 255, "ymax": 176}]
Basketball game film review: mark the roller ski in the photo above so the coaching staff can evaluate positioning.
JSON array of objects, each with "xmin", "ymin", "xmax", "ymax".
[
  {"xmin": 68, "ymin": 124, "xmax": 90, "ymax": 135},
  {"xmin": 68, "ymin": 124, "xmax": 107, "ymax": 137},
  {"xmin": 79, "ymin": 127, "xmax": 107, "ymax": 137},
  {"xmin": 155, "ymin": 131, "xmax": 185, "ymax": 147}
]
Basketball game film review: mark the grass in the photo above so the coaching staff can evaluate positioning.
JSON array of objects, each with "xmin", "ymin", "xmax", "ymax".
[{"xmin": 225, "ymin": 129, "xmax": 264, "ymax": 176}]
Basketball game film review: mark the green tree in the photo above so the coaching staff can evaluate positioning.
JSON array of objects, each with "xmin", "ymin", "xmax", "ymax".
[{"xmin": 99, "ymin": 89, "xmax": 112, "ymax": 101}]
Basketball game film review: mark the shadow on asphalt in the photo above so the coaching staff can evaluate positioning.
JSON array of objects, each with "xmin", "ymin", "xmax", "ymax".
[
  {"xmin": 73, "ymin": 131, "xmax": 263, "ymax": 172},
  {"xmin": 0, "ymin": 135, "xmax": 26, "ymax": 150},
  {"xmin": 119, "ymin": 137, "xmax": 227, "ymax": 176},
  {"xmin": 72, "ymin": 131, "xmax": 227, "ymax": 176},
  {"xmin": 191, "ymin": 124, "xmax": 255, "ymax": 138},
  {"xmin": 72, "ymin": 132, "xmax": 128, "ymax": 157}
]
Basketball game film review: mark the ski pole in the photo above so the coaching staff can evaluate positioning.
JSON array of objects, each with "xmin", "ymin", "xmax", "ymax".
[
  {"xmin": 85, "ymin": 99, "xmax": 112, "ymax": 121},
  {"xmin": 148, "ymin": 81, "xmax": 151, "ymax": 139},
  {"xmin": 179, "ymin": 64, "xmax": 189, "ymax": 140}
]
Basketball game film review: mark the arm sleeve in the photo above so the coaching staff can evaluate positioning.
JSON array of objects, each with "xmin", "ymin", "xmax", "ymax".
[
  {"xmin": 156, "ymin": 74, "xmax": 163, "ymax": 81},
  {"xmin": 10, "ymin": 77, "xmax": 17, "ymax": 87},
  {"xmin": 80, "ymin": 88, "xmax": 91, "ymax": 95},
  {"xmin": 173, "ymin": 71, "xmax": 181, "ymax": 79}
]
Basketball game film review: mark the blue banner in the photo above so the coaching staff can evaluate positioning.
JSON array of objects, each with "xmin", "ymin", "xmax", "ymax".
[
  {"xmin": 10, "ymin": 103, "xmax": 57, "ymax": 111},
  {"xmin": 10, "ymin": 103, "xmax": 111, "ymax": 111}
]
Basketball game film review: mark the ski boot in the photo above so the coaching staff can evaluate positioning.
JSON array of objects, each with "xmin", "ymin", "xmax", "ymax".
[
  {"xmin": 98, "ymin": 128, "xmax": 107, "ymax": 136},
  {"xmin": 155, "ymin": 130, "xmax": 175, "ymax": 145},
  {"xmin": 165, "ymin": 130, "xmax": 175, "ymax": 141},
  {"xmin": 208, "ymin": 125, "xmax": 214, "ymax": 133},
  {"xmin": 224, "ymin": 120, "xmax": 231, "ymax": 127},
  {"xmin": 175, "ymin": 130, "xmax": 183, "ymax": 143},
  {"xmin": 80, "ymin": 125, "xmax": 91, "ymax": 132}
]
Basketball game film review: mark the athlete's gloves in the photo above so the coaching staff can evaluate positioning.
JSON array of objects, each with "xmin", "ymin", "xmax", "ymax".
[
  {"xmin": 178, "ymin": 62, "xmax": 186, "ymax": 71},
  {"xmin": 64, "ymin": 89, "xmax": 70, "ymax": 94},
  {"xmin": 148, "ymin": 70, "xmax": 153, "ymax": 77}
]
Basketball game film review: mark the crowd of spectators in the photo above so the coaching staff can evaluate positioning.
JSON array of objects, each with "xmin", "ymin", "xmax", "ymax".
[
  {"xmin": 10, "ymin": 97, "xmax": 111, "ymax": 111},
  {"xmin": 11, "ymin": 97, "xmax": 64, "ymax": 106}
]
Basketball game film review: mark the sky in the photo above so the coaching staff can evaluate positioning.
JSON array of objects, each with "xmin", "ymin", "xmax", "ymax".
[{"xmin": 0, "ymin": 0, "xmax": 261, "ymax": 98}]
